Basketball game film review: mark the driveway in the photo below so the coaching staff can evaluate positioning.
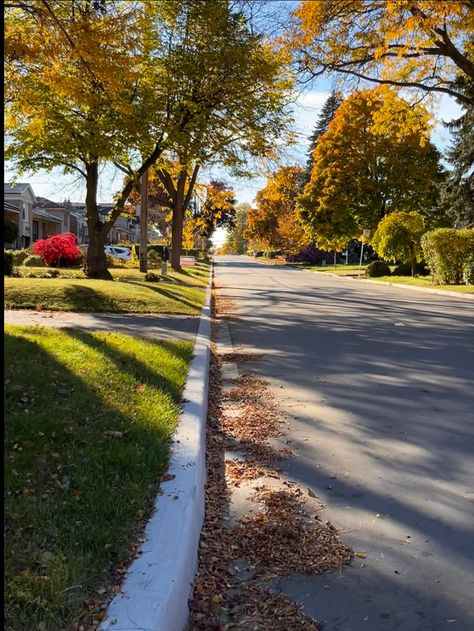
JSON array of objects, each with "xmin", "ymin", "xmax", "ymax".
[{"xmin": 214, "ymin": 255, "xmax": 474, "ymax": 631}]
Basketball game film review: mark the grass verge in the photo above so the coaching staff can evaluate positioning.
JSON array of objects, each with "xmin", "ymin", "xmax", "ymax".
[
  {"xmin": 365, "ymin": 276, "xmax": 474, "ymax": 293},
  {"xmin": 14, "ymin": 262, "xmax": 210, "ymax": 286},
  {"xmin": 4, "ymin": 325, "xmax": 193, "ymax": 630},
  {"xmin": 4, "ymin": 277, "xmax": 206, "ymax": 314}
]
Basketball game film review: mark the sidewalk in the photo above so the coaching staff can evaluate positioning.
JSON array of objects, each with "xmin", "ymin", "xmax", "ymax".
[{"xmin": 4, "ymin": 309, "xmax": 199, "ymax": 341}]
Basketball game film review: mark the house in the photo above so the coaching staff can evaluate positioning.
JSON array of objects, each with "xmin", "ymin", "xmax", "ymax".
[
  {"xmin": 35, "ymin": 197, "xmax": 88, "ymax": 245},
  {"xmin": 68, "ymin": 202, "xmax": 139, "ymax": 243},
  {"xmin": 4, "ymin": 183, "xmax": 62, "ymax": 248},
  {"xmin": 4, "ymin": 183, "xmax": 138, "ymax": 248}
]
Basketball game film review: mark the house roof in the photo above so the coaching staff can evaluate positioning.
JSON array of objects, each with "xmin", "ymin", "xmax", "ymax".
[
  {"xmin": 4, "ymin": 201, "xmax": 21, "ymax": 213},
  {"xmin": 32, "ymin": 208, "xmax": 62, "ymax": 223},
  {"xmin": 4, "ymin": 183, "xmax": 31, "ymax": 194},
  {"xmin": 35, "ymin": 196, "xmax": 65, "ymax": 209}
]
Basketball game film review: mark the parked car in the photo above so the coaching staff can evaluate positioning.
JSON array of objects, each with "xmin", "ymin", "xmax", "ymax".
[{"xmin": 104, "ymin": 245, "xmax": 132, "ymax": 261}]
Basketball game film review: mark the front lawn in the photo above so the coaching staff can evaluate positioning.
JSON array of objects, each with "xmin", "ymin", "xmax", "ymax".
[
  {"xmin": 366, "ymin": 276, "xmax": 474, "ymax": 293},
  {"xmin": 14, "ymin": 261, "xmax": 211, "ymax": 286},
  {"xmin": 4, "ymin": 277, "xmax": 206, "ymax": 314},
  {"xmin": 301, "ymin": 263, "xmax": 378, "ymax": 276},
  {"xmin": 4, "ymin": 326, "xmax": 193, "ymax": 630}
]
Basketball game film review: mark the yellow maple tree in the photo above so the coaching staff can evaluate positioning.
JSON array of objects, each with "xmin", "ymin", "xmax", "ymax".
[{"xmin": 291, "ymin": 1, "xmax": 474, "ymax": 105}]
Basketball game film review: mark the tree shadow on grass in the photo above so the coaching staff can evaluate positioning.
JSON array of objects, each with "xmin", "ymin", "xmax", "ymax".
[
  {"xmin": 131, "ymin": 281, "xmax": 203, "ymax": 312},
  {"xmin": 61, "ymin": 284, "xmax": 120, "ymax": 312},
  {"xmin": 62, "ymin": 328, "xmax": 192, "ymax": 403},
  {"xmin": 4, "ymin": 328, "xmax": 188, "ymax": 631}
]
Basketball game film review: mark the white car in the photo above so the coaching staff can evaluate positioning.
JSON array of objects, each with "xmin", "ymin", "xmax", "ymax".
[{"xmin": 104, "ymin": 245, "xmax": 132, "ymax": 261}]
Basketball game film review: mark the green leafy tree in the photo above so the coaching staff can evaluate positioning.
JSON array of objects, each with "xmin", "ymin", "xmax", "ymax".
[
  {"xmin": 305, "ymin": 90, "xmax": 343, "ymax": 183},
  {"xmin": 5, "ymin": 0, "xmax": 292, "ymax": 275},
  {"xmin": 439, "ymin": 81, "xmax": 474, "ymax": 227},
  {"xmin": 152, "ymin": 1, "xmax": 293, "ymax": 268},
  {"xmin": 5, "ymin": 1, "xmax": 170, "ymax": 278},
  {"xmin": 371, "ymin": 211, "xmax": 426, "ymax": 276},
  {"xmin": 222, "ymin": 203, "xmax": 251, "ymax": 254}
]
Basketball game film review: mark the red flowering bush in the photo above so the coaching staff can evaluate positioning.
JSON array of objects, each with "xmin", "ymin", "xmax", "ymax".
[{"xmin": 33, "ymin": 232, "xmax": 81, "ymax": 267}]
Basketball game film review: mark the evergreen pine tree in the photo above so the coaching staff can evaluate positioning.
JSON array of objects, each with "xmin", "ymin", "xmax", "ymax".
[
  {"xmin": 305, "ymin": 89, "xmax": 343, "ymax": 183},
  {"xmin": 440, "ymin": 81, "xmax": 474, "ymax": 227}
]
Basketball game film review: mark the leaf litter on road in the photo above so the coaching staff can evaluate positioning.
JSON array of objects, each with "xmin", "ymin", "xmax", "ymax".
[{"xmin": 188, "ymin": 286, "xmax": 353, "ymax": 630}]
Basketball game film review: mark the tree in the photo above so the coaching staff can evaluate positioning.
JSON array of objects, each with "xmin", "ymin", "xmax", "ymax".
[
  {"xmin": 298, "ymin": 89, "xmax": 444, "ymax": 248},
  {"xmin": 5, "ymin": 1, "xmax": 171, "ymax": 278},
  {"xmin": 291, "ymin": 1, "xmax": 474, "ymax": 105},
  {"xmin": 194, "ymin": 181, "xmax": 236, "ymax": 240},
  {"xmin": 439, "ymin": 83, "xmax": 474, "ymax": 227},
  {"xmin": 181, "ymin": 181, "xmax": 236, "ymax": 249},
  {"xmin": 5, "ymin": 1, "xmax": 292, "ymax": 275},
  {"xmin": 222, "ymin": 203, "xmax": 251, "ymax": 254},
  {"xmin": 305, "ymin": 90, "xmax": 343, "ymax": 182},
  {"xmin": 371, "ymin": 211, "xmax": 426, "ymax": 275},
  {"xmin": 152, "ymin": 1, "xmax": 293, "ymax": 268},
  {"xmin": 245, "ymin": 166, "xmax": 308, "ymax": 255}
]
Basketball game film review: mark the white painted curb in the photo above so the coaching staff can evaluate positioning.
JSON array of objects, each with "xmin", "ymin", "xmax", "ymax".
[{"xmin": 100, "ymin": 275, "xmax": 212, "ymax": 631}]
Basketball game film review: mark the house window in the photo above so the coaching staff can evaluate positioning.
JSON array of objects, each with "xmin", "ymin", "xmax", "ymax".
[{"xmin": 33, "ymin": 221, "xmax": 39, "ymax": 242}]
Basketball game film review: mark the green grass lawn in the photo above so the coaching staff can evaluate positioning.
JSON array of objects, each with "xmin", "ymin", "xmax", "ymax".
[
  {"xmin": 15, "ymin": 262, "xmax": 210, "ymax": 286},
  {"xmin": 4, "ymin": 326, "xmax": 193, "ymax": 630},
  {"xmin": 4, "ymin": 276, "xmax": 206, "ymax": 314},
  {"xmin": 367, "ymin": 276, "xmax": 474, "ymax": 293},
  {"xmin": 302, "ymin": 265, "xmax": 473, "ymax": 292},
  {"xmin": 301, "ymin": 263, "xmax": 376, "ymax": 276}
]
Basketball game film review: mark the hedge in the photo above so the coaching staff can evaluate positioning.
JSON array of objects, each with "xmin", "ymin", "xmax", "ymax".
[
  {"xmin": 4, "ymin": 251, "xmax": 13, "ymax": 276},
  {"xmin": 365, "ymin": 261, "xmax": 391, "ymax": 277},
  {"xmin": 421, "ymin": 228, "xmax": 474, "ymax": 285}
]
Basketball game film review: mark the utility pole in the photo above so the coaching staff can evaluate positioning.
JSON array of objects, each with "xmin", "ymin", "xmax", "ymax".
[{"xmin": 139, "ymin": 169, "xmax": 148, "ymax": 273}]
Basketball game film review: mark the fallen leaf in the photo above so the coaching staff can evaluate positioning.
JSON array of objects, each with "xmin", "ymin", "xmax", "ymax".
[{"xmin": 160, "ymin": 473, "xmax": 176, "ymax": 483}]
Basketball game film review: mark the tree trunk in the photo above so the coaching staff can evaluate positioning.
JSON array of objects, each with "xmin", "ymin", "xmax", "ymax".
[
  {"xmin": 410, "ymin": 244, "xmax": 416, "ymax": 277},
  {"xmin": 170, "ymin": 205, "xmax": 185, "ymax": 269},
  {"xmin": 84, "ymin": 162, "xmax": 112, "ymax": 279}
]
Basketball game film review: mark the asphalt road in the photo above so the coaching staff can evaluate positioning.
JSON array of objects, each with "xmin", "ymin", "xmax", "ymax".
[{"xmin": 214, "ymin": 256, "xmax": 474, "ymax": 631}]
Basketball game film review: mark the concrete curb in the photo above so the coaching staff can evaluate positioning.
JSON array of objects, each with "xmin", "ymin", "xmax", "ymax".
[
  {"xmin": 304, "ymin": 269, "xmax": 474, "ymax": 300},
  {"xmin": 100, "ymin": 274, "xmax": 212, "ymax": 631}
]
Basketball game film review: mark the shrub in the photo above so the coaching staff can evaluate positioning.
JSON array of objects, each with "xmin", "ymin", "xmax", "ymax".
[
  {"xmin": 421, "ymin": 228, "xmax": 474, "ymax": 284},
  {"xmin": 105, "ymin": 254, "xmax": 117, "ymax": 268},
  {"xmin": 4, "ymin": 219, "xmax": 19, "ymax": 244},
  {"xmin": 371, "ymin": 211, "xmax": 425, "ymax": 275},
  {"xmin": 254, "ymin": 251, "xmax": 264, "ymax": 257},
  {"xmin": 392, "ymin": 262, "xmax": 429, "ymax": 276},
  {"xmin": 463, "ymin": 256, "xmax": 474, "ymax": 285},
  {"xmin": 148, "ymin": 250, "xmax": 162, "ymax": 268},
  {"xmin": 23, "ymin": 254, "xmax": 46, "ymax": 267},
  {"xmin": 33, "ymin": 232, "xmax": 81, "ymax": 267},
  {"xmin": 10, "ymin": 249, "xmax": 30, "ymax": 266},
  {"xmin": 145, "ymin": 271, "xmax": 160, "ymax": 282},
  {"xmin": 4, "ymin": 251, "xmax": 14, "ymax": 276},
  {"xmin": 365, "ymin": 261, "xmax": 391, "ymax": 277}
]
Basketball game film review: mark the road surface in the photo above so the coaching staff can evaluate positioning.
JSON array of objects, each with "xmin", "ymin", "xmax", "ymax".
[{"xmin": 214, "ymin": 256, "xmax": 474, "ymax": 631}]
